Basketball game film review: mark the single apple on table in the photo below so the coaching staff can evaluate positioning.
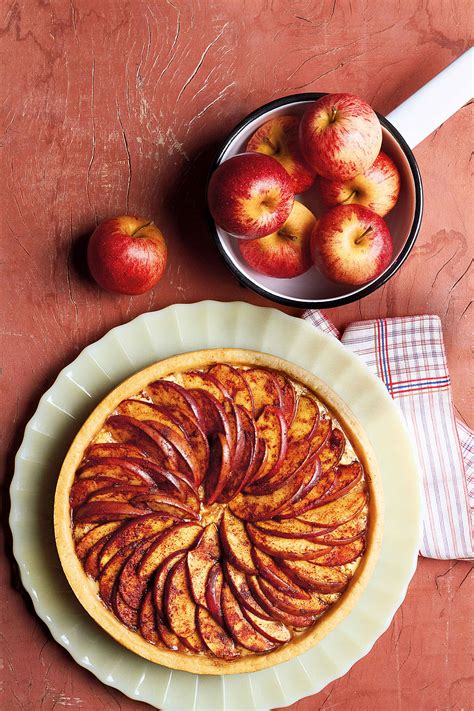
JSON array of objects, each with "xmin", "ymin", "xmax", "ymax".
[
  {"xmin": 311, "ymin": 204, "xmax": 393, "ymax": 286},
  {"xmin": 239, "ymin": 200, "xmax": 317, "ymax": 278},
  {"xmin": 319, "ymin": 150, "xmax": 401, "ymax": 216},
  {"xmin": 207, "ymin": 152, "xmax": 294, "ymax": 239},
  {"xmin": 299, "ymin": 93, "xmax": 382, "ymax": 180},
  {"xmin": 87, "ymin": 216, "xmax": 167, "ymax": 295},
  {"xmin": 246, "ymin": 115, "xmax": 315, "ymax": 193}
]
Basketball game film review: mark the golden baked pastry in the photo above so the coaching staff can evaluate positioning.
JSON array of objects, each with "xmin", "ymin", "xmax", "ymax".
[{"xmin": 54, "ymin": 349, "xmax": 383, "ymax": 674}]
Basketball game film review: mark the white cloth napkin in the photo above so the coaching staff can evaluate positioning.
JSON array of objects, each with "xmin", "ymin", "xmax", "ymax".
[{"xmin": 303, "ymin": 310, "xmax": 473, "ymax": 560}]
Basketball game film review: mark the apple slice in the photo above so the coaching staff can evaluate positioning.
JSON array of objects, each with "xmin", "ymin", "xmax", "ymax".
[
  {"xmin": 257, "ymin": 577, "xmax": 328, "ymax": 616},
  {"xmin": 278, "ymin": 559, "xmax": 349, "ymax": 593},
  {"xmin": 156, "ymin": 619, "xmax": 184, "ymax": 651},
  {"xmin": 85, "ymin": 442, "xmax": 146, "ymax": 461},
  {"xmin": 203, "ymin": 433, "xmax": 232, "ymax": 505},
  {"xmin": 242, "ymin": 607, "xmax": 291, "ymax": 644},
  {"xmin": 205, "ymin": 562, "xmax": 225, "ymax": 627},
  {"xmin": 114, "ymin": 400, "xmax": 201, "ymax": 484},
  {"xmin": 253, "ymin": 517, "xmax": 331, "ymax": 540},
  {"xmin": 318, "ymin": 428, "xmax": 345, "ymax": 473},
  {"xmin": 152, "ymin": 551, "xmax": 185, "ymax": 620},
  {"xmin": 104, "ymin": 415, "xmax": 174, "ymax": 465},
  {"xmin": 241, "ymin": 368, "xmax": 283, "ymax": 417},
  {"xmin": 196, "ymin": 607, "xmax": 238, "ymax": 660},
  {"xmin": 298, "ymin": 481, "xmax": 367, "ymax": 526},
  {"xmin": 229, "ymin": 460, "xmax": 307, "ymax": 522},
  {"xmin": 176, "ymin": 371, "xmax": 230, "ymax": 402},
  {"xmin": 99, "ymin": 514, "xmax": 177, "ymax": 569},
  {"xmin": 221, "ymin": 583, "xmax": 276, "ymax": 652},
  {"xmin": 87, "ymin": 484, "xmax": 150, "ymax": 504},
  {"xmin": 222, "ymin": 560, "xmax": 273, "ymax": 620},
  {"xmin": 250, "ymin": 406, "xmax": 288, "ymax": 483},
  {"xmin": 131, "ymin": 493, "xmax": 199, "ymax": 519},
  {"xmin": 308, "ymin": 415, "xmax": 331, "ymax": 453},
  {"xmin": 247, "ymin": 438, "xmax": 309, "ymax": 494},
  {"xmin": 179, "ymin": 629, "xmax": 207, "ymax": 653},
  {"xmin": 314, "ymin": 508, "xmax": 367, "ymax": 545},
  {"xmin": 187, "ymin": 523, "xmax": 220, "ymax": 607},
  {"xmin": 317, "ymin": 461, "xmax": 363, "ymax": 504},
  {"xmin": 247, "ymin": 524, "xmax": 331, "ymax": 560},
  {"xmin": 145, "ymin": 419, "xmax": 199, "ymax": 486},
  {"xmin": 218, "ymin": 405, "xmax": 258, "ymax": 502},
  {"xmin": 247, "ymin": 576, "xmax": 318, "ymax": 628},
  {"xmin": 208, "ymin": 364, "xmax": 254, "ymax": 414},
  {"xmin": 161, "ymin": 405, "xmax": 210, "ymax": 482},
  {"xmin": 84, "ymin": 537, "xmax": 110, "ymax": 579},
  {"xmin": 308, "ymin": 538, "xmax": 365, "ymax": 566},
  {"xmin": 75, "ymin": 501, "xmax": 149, "ymax": 524},
  {"xmin": 139, "ymin": 589, "xmax": 160, "ymax": 645},
  {"xmin": 145, "ymin": 379, "xmax": 200, "ymax": 420},
  {"xmin": 188, "ymin": 388, "xmax": 231, "ymax": 441},
  {"xmin": 113, "ymin": 588, "xmax": 139, "ymax": 629},
  {"xmin": 98, "ymin": 544, "xmax": 135, "ymax": 606},
  {"xmin": 219, "ymin": 508, "xmax": 257, "ymax": 574},
  {"xmin": 70, "ymin": 476, "xmax": 123, "ymax": 509},
  {"xmin": 75, "ymin": 521, "xmax": 121, "ymax": 559},
  {"xmin": 277, "ymin": 467, "xmax": 337, "ymax": 519},
  {"xmin": 251, "ymin": 547, "xmax": 310, "ymax": 599},
  {"xmin": 273, "ymin": 372, "xmax": 297, "ymax": 427},
  {"xmin": 138, "ymin": 522, "xmax": 203, "ymax": 580},
  {"xmin": 119, "ymin": 538, "xmax": 157, "ymax": 608},
  {"xmin": 164, "ymin": 558, "xmax": 197, "ymax": 640},
  {"xmin": 287, "ymin": 395, "xmax": 319, "ymax": 442},
  {"xmin": 76, "ymin": 460, "xmax": 155, "ymax": 486}
]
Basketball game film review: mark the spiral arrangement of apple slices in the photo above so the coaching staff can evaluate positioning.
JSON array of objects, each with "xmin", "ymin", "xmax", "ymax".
[{"xmin": 71, "ymin": 364, "xmax": 369, "ymax": 660}]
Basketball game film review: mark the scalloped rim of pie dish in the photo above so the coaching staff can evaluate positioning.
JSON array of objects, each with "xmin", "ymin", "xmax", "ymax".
[{"xmin": 54, "ymin": 348, "xmax": 384, "ymax": 675}]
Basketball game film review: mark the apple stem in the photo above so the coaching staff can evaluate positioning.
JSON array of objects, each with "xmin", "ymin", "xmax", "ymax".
[
  {"xmin": 263, "ymin": 136, "xmax": 277, "ymax": 152},
  {"xmin": 330, "ymin": 106, "xmax": 337, "ymax": 122},
  {"xmin": 132, "ymin": 221, "xmax": 152, "ymax": 236},
  {"xmin": 278, "ymin": 229, "xmax": 298, "ymax": 242},
  {"xmin": 341, "ymin": 190, "xmax": 357, "ymax": 204},
  {"xmin": 355, "ymin": 226, "xmax": 373, "ymax": 244}
]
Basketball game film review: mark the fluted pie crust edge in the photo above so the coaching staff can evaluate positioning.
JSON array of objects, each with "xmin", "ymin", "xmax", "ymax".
[{"xmin": 54, "ymin": 348, "xmax": 383, "ymax": 675}]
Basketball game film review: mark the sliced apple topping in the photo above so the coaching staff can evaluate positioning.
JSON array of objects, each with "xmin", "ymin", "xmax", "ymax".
[
  {"xmin": 221, "ymin": 583, "xmax": 276, "ymax": 653},
  {"xmin": 187, "ymin": 524, "xmax": 220, "ymax": 607},
  {"xmin": 208, "ymin": 363, "xmax": 254, "ymax": 414},
  {"xmin": 219, "ymin": 508, "xmax": 257, "ymax": 574},
  {"xmin": 241, "ymin": 368, "xmax": 283, "ymax": 416},
  {"xmin": 70, "ymin": 362, "xmax": 370, "ymax": 661},
  {"xmin": 197, "ymin": 607, "xmax": 238, "ymax": 660}
]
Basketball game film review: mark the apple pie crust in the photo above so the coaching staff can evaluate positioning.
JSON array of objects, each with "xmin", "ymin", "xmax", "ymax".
[{"xmin": 54, "ymin": 348, "xmax": 383, "ymax": 674}]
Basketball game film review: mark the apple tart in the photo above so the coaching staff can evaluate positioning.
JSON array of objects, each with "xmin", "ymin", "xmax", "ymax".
[{"xmin": 54, "ymin": 349, "xmax": 382, "ymax": 674}]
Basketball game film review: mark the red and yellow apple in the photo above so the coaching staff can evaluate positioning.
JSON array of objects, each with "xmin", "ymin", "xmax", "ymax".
[
  {"xmin": 319, "ymin": 151, "xmax": 400, "ymax": 216},
  {"xmin": 207, "ymin": 153, "xmax": 294, "ymax": 239},
  {"xmin": 87, "ymin": 216, "xmax": 167, "ymax": 295},
  {"xmin": 311, "ymin": 204, "xmax": 393, "ymax": 285},
  {"xmin": 238, "ymin": 201, "xmax": 316, "ymax": 278},
  {"xmin": 299, "ymin": 93, "xmax": 382, "ymax": 180},
  {"xmin": 246, "ymin": 115, "xmax": 315, "ymax": 193}
]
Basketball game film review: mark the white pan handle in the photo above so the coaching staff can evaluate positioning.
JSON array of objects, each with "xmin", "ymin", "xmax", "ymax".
[{"xmin": 386, "ymin": 47, "xmax": 473, "ymax": 149}]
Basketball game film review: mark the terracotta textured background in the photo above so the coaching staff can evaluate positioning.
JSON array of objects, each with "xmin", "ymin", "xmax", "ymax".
[{"xmin": 1, "ymin": 1, "xmax": 472, "ymax": 709}]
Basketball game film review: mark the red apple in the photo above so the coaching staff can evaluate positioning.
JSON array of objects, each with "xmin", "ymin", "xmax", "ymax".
[
  {"xmin": 207, "ymin": 153, "xmax": 294, "ymax": 239},
  {"xmin": 87, "ymin": 216, "xmax": 167, "ymax": 295},
  {"xmin": 238, "ymin": 201, "xmax": 316, "ymax": 278},
  {"xmin": 311, "ymin": 204, "xmax": 393, "ymax": 286},
  {"xmin": 299, "ymin": 93, "xmax": 382, "ymax": 180},
  {"xmin": 246, "ymin": 115, "xmax": 315, "ymax": 193},
  {"xmin": 319, "ymin": 151, "xmax": 400, "ymax": 217}
]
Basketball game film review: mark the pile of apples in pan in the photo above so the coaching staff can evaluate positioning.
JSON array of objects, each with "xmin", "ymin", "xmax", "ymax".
[{"xmin": 208, "ymin": 93, "xmax": 401, "ymax": 286}]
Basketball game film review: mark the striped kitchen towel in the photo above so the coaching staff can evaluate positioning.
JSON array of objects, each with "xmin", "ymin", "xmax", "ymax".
[{"xmin": 303, "ymin": 310, "xmax": 473, "ymax": 560}]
